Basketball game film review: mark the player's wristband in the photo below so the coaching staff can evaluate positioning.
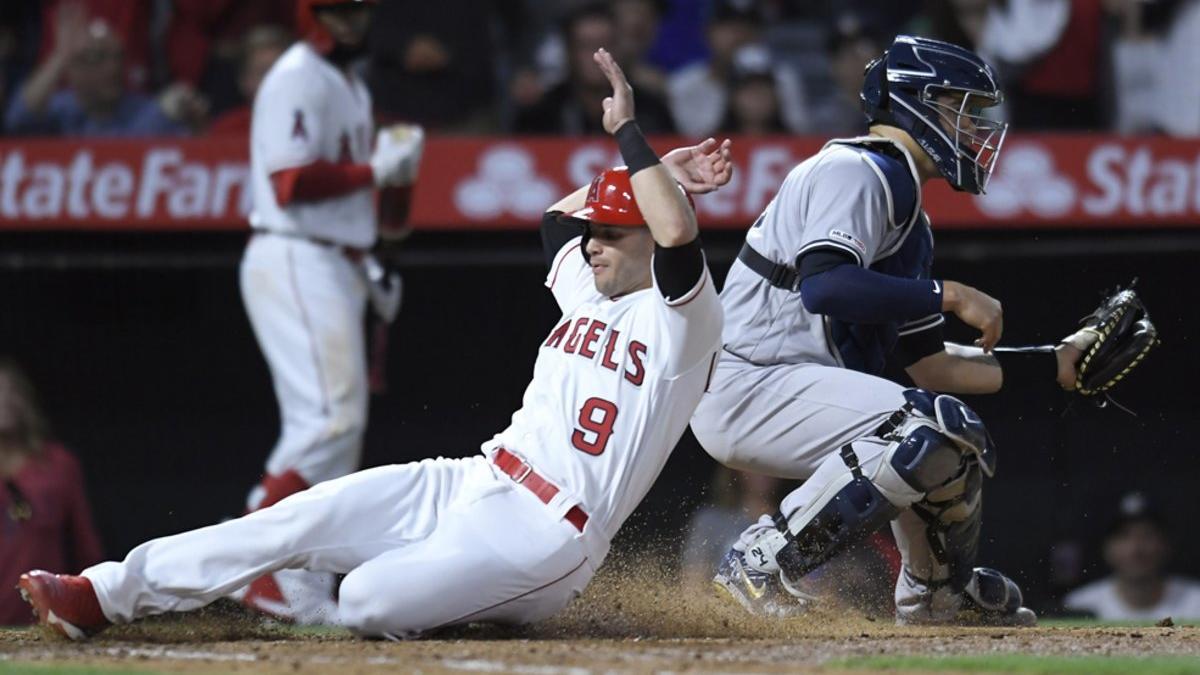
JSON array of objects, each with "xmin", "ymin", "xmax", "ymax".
[
  {"xmin": 993, "ymin": 346, "xmax": 1057, "ymax": 391},
  {"xmin": 615, "ymin": 122, "xmax": 660, "ymax": 176}
]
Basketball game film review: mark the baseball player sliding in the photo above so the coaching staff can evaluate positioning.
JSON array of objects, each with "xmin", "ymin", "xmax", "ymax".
[
  {"xmin": 17, "ymin": 49, "xmax": 732, "ymax": 640},
  {"xmin": 236, "ymin": 0, "xmax": 421, "ymax": 621},
  {"xmin": 693, "ymin": 35, "xmax": 1155, "ymax": 625}
]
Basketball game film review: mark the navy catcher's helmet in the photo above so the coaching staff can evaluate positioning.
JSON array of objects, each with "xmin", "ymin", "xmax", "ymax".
[{"xmin": 861, "ymin": 35, "xmax": 1007, "ymax": 195}]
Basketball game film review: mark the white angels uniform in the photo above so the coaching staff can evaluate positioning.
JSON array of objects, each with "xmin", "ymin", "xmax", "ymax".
[
  {"xmin": 491, "ymin": 236, "xmax": 724, "ymax": 545},
  {"xmin": 240, "ymin": 41, "xmax": 377, "ymax": 496},
  {"xmin": 83, "ymin": 238, "xmax": 722, "ymax": 637},
  {"xmin": 249, "ymin": 41, "xmax": 376, "ymax": 248}
]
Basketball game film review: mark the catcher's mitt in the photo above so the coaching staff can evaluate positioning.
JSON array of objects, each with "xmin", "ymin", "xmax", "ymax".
[{"xmin": 1064, "ymin": 284, "xmax": 1159, "ymax": 397}]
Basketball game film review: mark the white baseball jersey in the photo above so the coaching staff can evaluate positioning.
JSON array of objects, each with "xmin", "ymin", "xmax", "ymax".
[
  {"xmin": 485, "ymin": 237, "xmax": 723, "ymax": 543},
  {"xmin": 1064, "ymin": 576, "xmax": 1200, "ymax": 621},
  {"xmin": 720, "ymin": 137, "xmax": 932, "ymax": 368},
  {"xmin": 249, "ymin": 42, "xmax": 376, "ymax": 248}
]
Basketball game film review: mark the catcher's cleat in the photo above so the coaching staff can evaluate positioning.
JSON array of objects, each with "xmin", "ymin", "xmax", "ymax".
[
  {"xmin": 898, "ymin": 604, "xmax": 1038, "ymax": 627},
  {"xmin": 17, "ymin": 570, "xmax": 110, "ymax": 640},
  {"xmin": 896, "ymin": 567, "xmax": 1038, "ymax": 627},
  {"xmin": 712, "ymin": 547, "xmax": 812, "ymax": 618}
]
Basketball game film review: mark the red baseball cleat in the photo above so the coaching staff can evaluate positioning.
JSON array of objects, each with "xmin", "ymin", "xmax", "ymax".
[
  {"xmin": 237, "ymin": 570, "xmax": 339, "ymax": 625},
  {"xmin": 17, "ymin": 570, "xmax": 110, "ymax": 640}
]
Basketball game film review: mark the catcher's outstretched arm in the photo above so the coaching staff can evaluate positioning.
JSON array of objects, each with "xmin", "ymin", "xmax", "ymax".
[
  {"xmin": 905, "ymin": 286, "xmax": 1157, "ymax": 405},
  {"xmin": 906, "ymin": 342, "xmax": 1083, "ymax": 395},
  {"xmin": 905, "ymin": 344, "xmax": 1002, "ymax": 394}
]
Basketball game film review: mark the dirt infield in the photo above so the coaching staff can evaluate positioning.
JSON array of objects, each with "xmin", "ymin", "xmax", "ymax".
[{"xmin": 5, "ymin": 563, "xmax": 1200, "ymax": 674}]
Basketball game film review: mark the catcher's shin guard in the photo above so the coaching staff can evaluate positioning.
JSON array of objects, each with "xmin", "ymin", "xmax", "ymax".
[
  {"xmin": 906, "ymin": 460, "xmax": 984, "ymax": 592},
  {"xmin": 747, "ymin": 393, "xmax": 982, "ymax": 582},
  {"xmin": 763, "ymin": 467, "xmax": 902, "ymax": 582}
]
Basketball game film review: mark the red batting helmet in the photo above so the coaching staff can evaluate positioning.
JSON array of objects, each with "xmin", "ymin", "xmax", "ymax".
[
  {"xmin": 567, "ymin": 167, "xmax": 645, "ymax": 226},
  {"xmin": 296, "ymin": 0, "xmax": 378, "ymax": 54},
  {"xmin": 566, "ymin": 166, "xmax": 695, "ymax": 227}
]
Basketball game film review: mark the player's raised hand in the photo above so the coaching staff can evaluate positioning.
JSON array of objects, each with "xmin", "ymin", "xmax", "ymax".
[
  {"xmin": 593, "ymin": 48, "xmax": 635, "ymax": 134},
  {"xmin": 663, "ymin": 138, "xmax": 734, "ymax": 194},
  {"xmin": 942, "ymin": 281, "xmax": 1003, "ymax": 352},
  {"xmin": 53, "ymin": 1, "xmax": 91, "ymax": 60}
]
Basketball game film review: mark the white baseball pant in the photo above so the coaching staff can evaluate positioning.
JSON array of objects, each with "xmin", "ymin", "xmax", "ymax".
[
  {"xmin": 239, "ymin": 233, "xmax": 369, "ymax": 491},
  {"xmin": 83, "ymin": 455, "xmax": 599, "ymax": 638}
]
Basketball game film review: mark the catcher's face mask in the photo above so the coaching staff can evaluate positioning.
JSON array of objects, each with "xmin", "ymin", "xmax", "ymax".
[{"xmin": 925, "ymin": 88, "xmax": 1008, "ymax": 194}]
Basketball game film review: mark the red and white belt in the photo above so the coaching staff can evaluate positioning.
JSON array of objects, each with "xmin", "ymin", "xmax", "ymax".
[
  {"xmin": 491, "ymin": 448, "xmax": 589, "ymax": 533},
  {"xmin": 252, "ymin": 229, "xmax": 367, "ymax": 263}
]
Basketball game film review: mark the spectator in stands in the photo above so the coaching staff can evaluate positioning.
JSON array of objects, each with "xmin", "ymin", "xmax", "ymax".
[
  {"xmin": 38, "ymin": 0, "xmax": 151, "ymax": 91},
  {"xmin": 1108, "ymin": 0, "xmax": 1200, "ymax": 136},
  {"xmin": 0, "ymin": 359, "xmax": 103, "ymax": 626},
  {"xmin": 369, "ymin": 0, "xmax": 527, "ymax": 132},
  {"xmin": 514, "ymin": 2, "xmax": 675, "ymax": 135},
  {"xmin": 718, "ymin": 45, "xmax": 786, "ymax": 135},
  {"xmin": 0, "ymin": 4, "xmax": 38, "ymax": 133},
  {"xmin": 645, "ymin": 0, "xmax": 709, "ymax": 73},
  {"xmin": 922, "ymin": 0, "xmax": 989, "ymax": 48},
  {"xmin": 976, "ymin": 0, "xmax": 1107, "ymax": 129},
  {"xmin": 208, "ymin": 26, "xmax": 293, "ymax": 136},
  {"xmin": 803, "ymin": 17, "xmax": 884, "ymax": 136},
  {"xmin": 166, "ymin": 0, "xmax": 294, "ymax": 112},
  {"xmin": 682, "ymin": 467, "xmax": 784, "ymax": 591},
  {"xmin": 5, "ymin": 10, "xmax": 204, "ymax": 137},
  {"xmin": 769, "ymin": 0, "xmax": 920, "ymax": 28},
  {"xmin": 1064, "ymin": 492, "xmax": 1200, "ymax": 621},
  {"xmin": 667, "ymin": 0, "xmax": 764, "ymax": 137},
  {"xmin": 611, "ymin": 0, "xmax": 669, "ymax": 98}
]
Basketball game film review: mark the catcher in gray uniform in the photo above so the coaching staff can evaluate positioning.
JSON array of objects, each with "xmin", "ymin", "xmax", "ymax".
[{"xmin": 691, "ymin": 35, "xmax": 1157, "ymax": 625}]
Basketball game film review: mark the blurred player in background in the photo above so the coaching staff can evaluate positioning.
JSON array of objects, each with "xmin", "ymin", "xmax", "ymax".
[
  {"xmin": 236, "ymin": 0, "xmax": 423, "ymax": 622},
  {"xmin": 693, "ymin": 35, "xmax": 1101, "ymax": 625},
  {"xmin": 17, "ymin": 48, "xmax": 730, "ymax": 641},
  {"xmin": 1064, "ymin": 492, "xmax": 1200, "ymax": 621}
]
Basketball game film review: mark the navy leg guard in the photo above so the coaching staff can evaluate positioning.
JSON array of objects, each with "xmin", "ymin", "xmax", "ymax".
[
  {"xmin": 910, "ymin": 461, "xmax": 983, "ymax": 591},
  {"xmin": 768, "ymin": 447, "xmax": 901, "ymax": 581}
]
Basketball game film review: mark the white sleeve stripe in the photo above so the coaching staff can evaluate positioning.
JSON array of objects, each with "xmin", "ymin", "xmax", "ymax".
[
  {"xmin": 545, "ymin": 239, "xmax": 583, "ymax": 290},
  {"xmin": 663, "ymin": 266, "xmax": 709, "ymax": 307},
  {"xmin": 858, "ymin": 153, "xmax": 896, "ymax": 229},
  {"xmin": 898, "ymin": 314, "xmax": 945, "ymax": 335},
  {"xmin": 796, "ymin": 239, "xmax": 864, "ymax": 267}
]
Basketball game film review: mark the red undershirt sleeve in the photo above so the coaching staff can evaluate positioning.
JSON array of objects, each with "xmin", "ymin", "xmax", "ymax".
[{"xmin": 270, "ymin": 161, "xmax": 375, "ymax": 206}]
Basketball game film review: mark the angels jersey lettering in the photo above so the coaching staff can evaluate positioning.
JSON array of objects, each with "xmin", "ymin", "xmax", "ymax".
[
  {"xmin": 249, "ymin": 42, "xmax": 376, "ymax": 248},
  {"xmin": 485, "ymin": 237, "xmax": 722, "ymax": 545}
]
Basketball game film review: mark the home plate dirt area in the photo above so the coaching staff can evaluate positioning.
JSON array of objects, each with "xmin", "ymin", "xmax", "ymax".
[{"xmin": 4, "ymin": 563, "xmax": 1200, "ymax": 674}]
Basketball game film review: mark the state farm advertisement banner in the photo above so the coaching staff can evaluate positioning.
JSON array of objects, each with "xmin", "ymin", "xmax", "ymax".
[
  {"xmin": 0, "ymin": 135, "xmax": 1197, "ymax": 231},
  {"xmin": 0, "ymin": 138, "xmax": 250, "ymax": 230}
]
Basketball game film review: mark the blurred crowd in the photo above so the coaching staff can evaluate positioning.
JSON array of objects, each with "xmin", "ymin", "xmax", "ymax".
[{"xmin": 0, "ymin": 0, "xmax": 1197, "ymax": 139}]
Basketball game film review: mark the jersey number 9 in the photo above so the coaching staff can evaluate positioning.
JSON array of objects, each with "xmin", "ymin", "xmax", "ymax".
[{"xmin": 572, "ymin": 397, "xmax": 618, "ymax": 456}]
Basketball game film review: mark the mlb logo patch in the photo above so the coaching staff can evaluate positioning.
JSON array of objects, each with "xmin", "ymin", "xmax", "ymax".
[{"xmin": 829, "ymin": 229, "xmax": 867, "ymax": 255}]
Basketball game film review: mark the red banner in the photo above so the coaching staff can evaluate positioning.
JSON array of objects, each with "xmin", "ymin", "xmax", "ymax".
[{"xmin": 0, "ymin": 135, "xmax": 1197, "ymax": 231}]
